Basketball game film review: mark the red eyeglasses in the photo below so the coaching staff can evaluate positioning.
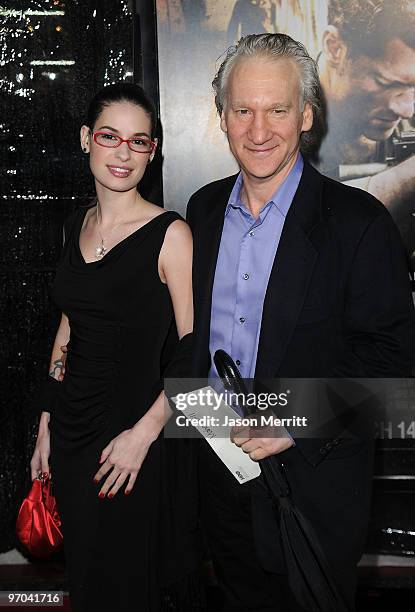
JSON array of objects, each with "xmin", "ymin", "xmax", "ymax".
[{"xmin": 91, "ymin": 131, "xmax": 156, "ymax": 154}]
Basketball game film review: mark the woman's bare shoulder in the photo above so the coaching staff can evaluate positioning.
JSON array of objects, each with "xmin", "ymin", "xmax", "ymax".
[{"xmin": 140, "ymin": 200, "xmax": 166, "ymax": 221}]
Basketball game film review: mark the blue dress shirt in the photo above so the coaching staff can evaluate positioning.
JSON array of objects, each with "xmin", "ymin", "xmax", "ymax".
[{"xmin": 209, "ymin": 154, "xmax": 304, "ymax": 380}]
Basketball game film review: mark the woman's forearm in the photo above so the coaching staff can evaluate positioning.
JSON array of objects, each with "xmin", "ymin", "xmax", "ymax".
[
  {"xmin": 39, "ymin": 313, "xmax": 71, "ymax": 416},
  {"xmin": 131, "ymin": 391, "xmax": 172, "ymax": 443},
  {"xmin": 39, "ymin": 410, "xmax": 50, "ymax": 428},
  {"xmin": 48, "ymin": 313, "xmax": 71, "ymax": 380}
]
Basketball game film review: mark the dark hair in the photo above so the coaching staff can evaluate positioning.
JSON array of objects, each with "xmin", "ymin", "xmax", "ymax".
[
  {"xmin": 213, "ymin": 33, "xmax": 325, "ymax": 156},
  {"xmin": 87, "ymin": 82, "xmax": 157, "ymax": 136},
  {"xmin": 328, "ymin": 0, "xmax": 415, "ymax": 56}
]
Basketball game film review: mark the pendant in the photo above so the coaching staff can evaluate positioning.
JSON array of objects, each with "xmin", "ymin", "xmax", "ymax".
[{"xmin": 95, "ymin": 242, "xmax": 106, "ymax": 259}]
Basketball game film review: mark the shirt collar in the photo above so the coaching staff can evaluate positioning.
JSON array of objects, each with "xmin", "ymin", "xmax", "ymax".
[{"xmin": 226, "ymin": 153, "xmax": 304, "ymax": 218}]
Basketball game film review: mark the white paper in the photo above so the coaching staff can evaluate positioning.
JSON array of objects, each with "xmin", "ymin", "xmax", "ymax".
[{"xmin": 171, "ymin": 386, "xmax": 261, "ymax": 484}]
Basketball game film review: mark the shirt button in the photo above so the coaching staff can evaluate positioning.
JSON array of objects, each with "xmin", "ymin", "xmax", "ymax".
[
  {"xmin": 239, "ymin": 317, "xmax": 246, "ymax": 324},
  {"xmin": 243, "ymin": 273, "xmax": 249, "ymax": 280},
  {"xmin": 249, "ymin": 231, "xmax": 255, "ymax": 237},
  {"xmin": 236, "ymin": 359, "xmax": 241, "ymax": 366}
]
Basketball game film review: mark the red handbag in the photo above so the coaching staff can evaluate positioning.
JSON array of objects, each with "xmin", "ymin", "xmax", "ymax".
[{"xmin": 16, "ymin": 474, "xmax": 63, "ymax": 557}]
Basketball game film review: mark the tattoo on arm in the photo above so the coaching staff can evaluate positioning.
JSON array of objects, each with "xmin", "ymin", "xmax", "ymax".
[{"xmin": 49, "ymin": 359, "xmax": 63, "ymax": 380}]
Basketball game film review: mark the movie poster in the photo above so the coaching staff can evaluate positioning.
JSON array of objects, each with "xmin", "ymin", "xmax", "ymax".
[{"xmin": 156, "ymin": 0, "xmax": 415, "ymax": 277}]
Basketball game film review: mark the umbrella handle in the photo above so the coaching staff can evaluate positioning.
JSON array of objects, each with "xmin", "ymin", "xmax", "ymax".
[
  {"xmin": 213, "ymin": 349, "xmax": 290, "ymax": 493},
  {"xmin": 213, "ymin": 350, "xmax": 249, "ymax": 400}
]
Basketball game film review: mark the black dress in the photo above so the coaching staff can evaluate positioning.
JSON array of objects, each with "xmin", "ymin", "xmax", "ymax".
[{"xmin": 48, "ymin": 207, "xmax": 194, "ymax": 612}]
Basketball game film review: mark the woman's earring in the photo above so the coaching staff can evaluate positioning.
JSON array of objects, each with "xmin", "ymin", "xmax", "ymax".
[{"xmin": 83, "ymin": 147, "xmax": 87, "ymax": 153}]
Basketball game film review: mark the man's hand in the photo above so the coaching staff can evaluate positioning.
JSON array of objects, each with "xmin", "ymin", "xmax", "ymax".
[{"xmin": 230, "ymin": 417, "xmax": 294, "ymax": 461}]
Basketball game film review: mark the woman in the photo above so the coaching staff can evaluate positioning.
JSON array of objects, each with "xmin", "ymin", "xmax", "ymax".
[{"xmin": 30, "ymin": 83, "xmax": 196, "ymax": 611}]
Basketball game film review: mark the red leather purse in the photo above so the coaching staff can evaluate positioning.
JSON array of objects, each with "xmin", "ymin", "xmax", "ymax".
[{"xmin": 16, "ymin": 474, "xmax": 63, "ymax": 557}]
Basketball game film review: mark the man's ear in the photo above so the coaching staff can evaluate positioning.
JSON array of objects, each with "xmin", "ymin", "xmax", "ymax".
[
  {"xmin": 322, "ymin": 25, "xmax": 348, "ymax": 70},
  {"xmin": 80, "ymin": 125, "xmax": 90, "ymax": 153},
  {"xmin": 301, "ymin": 102, "xmax": 313, "ymax": 134},
  {"xmin": 220, "ymin": 110, "xmax": 228, "ymax": 133}
]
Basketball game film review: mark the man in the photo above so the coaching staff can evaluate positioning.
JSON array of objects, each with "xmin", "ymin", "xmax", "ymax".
[
  {"xmin": 317, "ymin": 0, "xmax": 415, "ymax": 268},
  {"xmin": 186, "ymin": 33, "xmax": 414, "ymax": 611},
  {"xmin": 227, "ymin": 0, "xmax": 275, "ymax": 44}
]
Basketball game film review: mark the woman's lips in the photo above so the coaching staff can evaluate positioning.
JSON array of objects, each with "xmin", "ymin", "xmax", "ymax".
[{"xmin": 107, "ymin": 165, "xmax": 132, "ymax": 178}]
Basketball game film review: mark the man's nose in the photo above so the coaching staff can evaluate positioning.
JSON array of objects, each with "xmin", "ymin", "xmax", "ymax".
[
  {"xmin": 248, "ymin": 113, "xmax": 272, "ymax": 144},
  {"xmin": 388, "ymin": 88, "xmax": 415, "ymax": 120}
]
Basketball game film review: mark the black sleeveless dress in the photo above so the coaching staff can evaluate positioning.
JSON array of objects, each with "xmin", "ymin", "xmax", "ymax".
[{"xmin": 48, "ymin": 207, "xmax": 192, "ymax": 612}]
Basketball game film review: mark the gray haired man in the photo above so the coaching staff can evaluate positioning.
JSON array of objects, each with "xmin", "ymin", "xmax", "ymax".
[{"xmin": 186, "ymin": 33, "xmax": 414, "ymax": 611}]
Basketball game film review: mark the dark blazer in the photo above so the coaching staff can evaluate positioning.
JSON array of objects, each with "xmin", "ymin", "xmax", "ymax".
[
  {"xmin": 186, "ymin": 160, "xmax": 414, "ymax": 580},
  {"xmin": 187, "ymin": 160, "xmax": 413, "ymax": 379}
]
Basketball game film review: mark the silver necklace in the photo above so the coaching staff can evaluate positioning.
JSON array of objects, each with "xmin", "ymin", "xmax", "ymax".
[{"xmin": 95, "ymin": 205, "xmax": 125, "ymax": 259}]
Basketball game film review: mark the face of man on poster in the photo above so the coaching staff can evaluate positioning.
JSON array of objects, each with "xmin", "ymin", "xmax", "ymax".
[
  {"xmin": 321, "ymin": 30, "xmax": 415, "ymax": 145},
  {"xmin": 220, "ymin": 56, "xmax": 313, "ymax": 192},
  {"xmin": 316, "ymin": 0, "xmax": 415, "ymax": 266}
]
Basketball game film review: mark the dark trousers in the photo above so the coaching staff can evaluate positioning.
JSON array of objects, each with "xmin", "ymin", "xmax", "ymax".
[
  {"xmin": 199, "ymin": 443, "xmax": 305, "ymax": 612},
  {"xmin": 199, "ymin": 439, "xmax": 367, "ymax": 612}
]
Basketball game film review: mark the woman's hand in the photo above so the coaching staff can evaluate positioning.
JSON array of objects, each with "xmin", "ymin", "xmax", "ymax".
[
  {"xmin": 30, "ymin": 412, "xmax": 51, "ymax": 480},
  {"xmin": 93, "ymin": 415, "xmax": 162, "ymax": 498}
]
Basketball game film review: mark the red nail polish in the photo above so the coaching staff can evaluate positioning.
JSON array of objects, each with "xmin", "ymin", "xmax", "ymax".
[
  {"xmin": 124, "ymin": 489, "xmax": 131, "ymax": 496},
  {"xmin": 93, "ymin": 478, "xmax": 98, "ymax": 484},
  {"xmin": 108, "ymin": 493, "xmax": 114, "ymax": 499},
  {"xmin": 98, "ymin": 492, "xmax": 105, "ymax": 498}
]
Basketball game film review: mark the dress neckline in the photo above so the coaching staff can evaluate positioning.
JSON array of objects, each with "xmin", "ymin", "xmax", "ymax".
[{"xmin": 76, "ymin": 206, "xmax": 170, "ymax": 266}]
